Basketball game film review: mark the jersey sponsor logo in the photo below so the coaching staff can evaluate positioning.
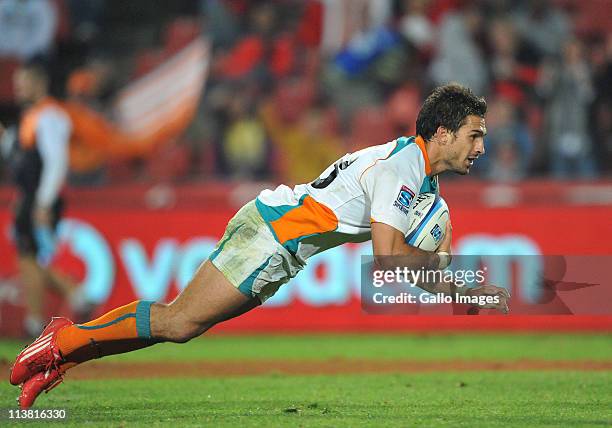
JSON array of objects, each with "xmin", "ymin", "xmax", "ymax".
[{"xmin": 393, "ymin": 185, "xmax": 415, "ymax": 215}]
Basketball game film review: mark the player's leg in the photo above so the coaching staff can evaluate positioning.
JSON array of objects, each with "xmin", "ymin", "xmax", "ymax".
[
  {"xmin": 44, "ymin": 268, "xmax": 95, "ymax": 321},
  {"xmin": 54, "ymin": 200, "xmax": 274, "ymax": 362},
  {"xmin": 16, "ymin": 261, "xmax": 262, "ymax": 408},
  {"xmin": 66, "ymin": 267, "xmax": 259, "ymax": 362},
  {"xmin": 43, "ymin": 197, "xmax": 73, "ymax": 298},
  {"xmin": 18, "ymin": 255, "xmax": 46, "ymax": 335},
  {"xmin": 12, "ymin": 200, "xmax": 266, "ymax": 386},
  {"xmin": 44, "ymin": 269, "xmax": 74, "ymax": 298},
  {"xmin": 56, "ymin": 260, "xmax": 259, "ymax": 363},
  {"xmin": 13, "ymin": 199, "xmax": 298, "ymax": 408},
  {"xmin": 45, "ymin": 199, "xmax": 94, "ymax": 319},
  {"xmin": 14, "ymin": 196, "xmax": 47, "ymax": 336}
]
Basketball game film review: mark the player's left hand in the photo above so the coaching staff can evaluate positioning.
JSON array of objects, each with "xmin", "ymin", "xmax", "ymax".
[
  {"xmin": 34, "ymin": 206, "xmax": 52, "ymax": 227},
  {"xmin": 438, "ymin": 221, "xmax": 452, "ymax": 255},
  {"xmin": 466, "ymin": 284, "xmax": 510, "ymax": 314}
]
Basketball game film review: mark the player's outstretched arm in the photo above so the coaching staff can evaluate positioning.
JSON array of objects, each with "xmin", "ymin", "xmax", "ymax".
[{"xmin": 372, "ymin": 221, "xmax": 509, "ymax": 313}]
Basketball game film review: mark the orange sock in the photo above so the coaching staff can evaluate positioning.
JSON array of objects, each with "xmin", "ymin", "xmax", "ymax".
[{"xmin": 56, "ymin": 300, "xmax": 156, "ymax": 357}]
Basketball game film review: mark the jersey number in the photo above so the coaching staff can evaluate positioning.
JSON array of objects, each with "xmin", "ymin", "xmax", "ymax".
[{"xmin": 311, "ymin": 157, "xmax": 355, "ymax": 189}]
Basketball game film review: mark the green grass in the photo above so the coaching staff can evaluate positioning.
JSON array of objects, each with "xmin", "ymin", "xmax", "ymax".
[
  {"xmin": 1, "ymin": 333, "xmax": 611, "ymax": 363},
  {"xmin": 1, "ymin": 372, "xmax": 610, "ymax": 427},
  {"xmin": 1, "ymin": 334, "xmax": 611, "ymax": 427}
]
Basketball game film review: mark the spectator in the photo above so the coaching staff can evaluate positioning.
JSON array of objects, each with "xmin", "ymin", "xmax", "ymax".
[
  {"xmin": 212, "ymin": 3, "xmax": 288, "ymax": 84},
  {"xmin": 481, "ymin": 96, "xmax": 533, "ymax": 181},
  {"xmin": 398, "ymin": 0, "xmax": 435, "ymax": 53},
  {"xmin": 429, "ymin": 6, "xmax": 488, "ymax": 94},
  {"xmin": 538, "ymin": 39, "xmax": 596, "ymax": 179},
  {"xmin": 260, "ymin": 96, "xmax": 344, "ymax": 185},
  {"xmin": 487, "ymin": 18, "xmax": 539, "ymax": 89},
  {"xmin": 0, "ymin": 0, "xmax": 58, "ymax": 60},
  {"xmin": 65, "ymin": 58, "xmax": 113, "ymax": 110},
  {"xmin": 200, "ymin": 0, "xmax": 240, "ymax": 50},
  {"xmin": 591, "ymin": 34, "xmax": 612, "ymax": 174},
  {"xmin": 1, "ymin": 0, "xmax": 609, "ymax": 185},
  {"xmin": 511, "ymin": 0, "xmax": 571, "ymax": 58},
  {"xmin": 222, "ymin": 94, "xmax": 269, "ymax": 179},
  {"xmin": 293, "ymin": 0, "xmax": 395, "ymax": 58}
]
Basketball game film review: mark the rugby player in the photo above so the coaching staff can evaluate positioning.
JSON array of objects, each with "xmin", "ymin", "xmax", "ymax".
[
  {"xmin": 1, "ymin": 62, "xmax": 87, "ymax": 338},
  {"xmin": 9, "ymin": 84, "xmax": 510, "ymax": 408}
]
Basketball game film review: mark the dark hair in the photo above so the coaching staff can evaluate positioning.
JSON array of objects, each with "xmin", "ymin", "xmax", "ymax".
[{"xmin": 416, "ymin": 84, "xmax": 487, "ymax": 141}]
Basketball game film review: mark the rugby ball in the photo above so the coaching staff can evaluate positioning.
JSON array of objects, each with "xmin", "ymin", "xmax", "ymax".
[{"xmin": 405, "ymin": 193, "xmax": 450, "ymax": 251}]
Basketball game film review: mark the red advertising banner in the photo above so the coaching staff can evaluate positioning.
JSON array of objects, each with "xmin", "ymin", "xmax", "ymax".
[{"xmin": 1, "ymin": 182, "xmax": 611, "ymax": 335}]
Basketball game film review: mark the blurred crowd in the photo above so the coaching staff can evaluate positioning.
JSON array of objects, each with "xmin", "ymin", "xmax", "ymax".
[{"xmin": 0, "ymin": 0, "xmax": 611, "ymax": 185}]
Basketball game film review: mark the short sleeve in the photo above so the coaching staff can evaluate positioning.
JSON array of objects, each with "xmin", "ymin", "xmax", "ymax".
[
  {"xmin": 360, "ymin": 159, "xmax": 422, "ymax": 235},
  {"xmin": 35, "ymin": 107, "xmax": 71, "ymax": 207}
]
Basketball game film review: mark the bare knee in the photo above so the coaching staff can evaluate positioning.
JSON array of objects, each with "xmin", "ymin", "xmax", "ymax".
[
  {"xmin": 150, "ymin": 303, "xmax": 213, "ymax": 343},
  {"xmin": 166, "ymin": 318, "xmax": 211, "ymax": 343}
]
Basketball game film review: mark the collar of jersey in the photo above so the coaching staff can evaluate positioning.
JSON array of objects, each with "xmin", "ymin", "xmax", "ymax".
[{"xmin": 414, "ymin": 135, "xmax": 432, "ymax": 176}]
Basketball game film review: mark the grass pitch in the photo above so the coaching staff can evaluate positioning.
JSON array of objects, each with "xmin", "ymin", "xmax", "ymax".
[{"xmin": 1, "ymin": 334, "xmax": 611, "ymax": 427}]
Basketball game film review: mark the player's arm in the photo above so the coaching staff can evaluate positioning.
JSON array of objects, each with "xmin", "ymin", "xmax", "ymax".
[
  {"xmin": 371, "ymin": 221, "xmax": 509, "ymax": 311},
  {"xmin": 371, "ymin": 221, "xmax": 509, "ymax": 313},
  {"xmin": 34, "ymin": 108, "xmax": 71, "ymax": 226},
  {"xmin": 370, "ymin": 220, "xmax": 451, "ymax": 271},
  {"xmin": 362, "ymin": 157, "xmax": 450, "ymax": 271},
  {"xmin": 370, "ymin": 222, "xmax": 509, "ymax": 313}
]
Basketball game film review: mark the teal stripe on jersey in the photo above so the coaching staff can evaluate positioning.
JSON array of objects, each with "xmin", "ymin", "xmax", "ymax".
[
  {"xmin": 389, "ymin": 136, "xmax": 415, "ymax": 157},
  {"xmin": 283, "ymin": 232, "xmax": 320, "ymax": 254},
  {"xmin": 390, "ymin": 136, "xmax": 437, "ymax": 193},
  {"xmin": 420, "ymin": 175, "xmax": 439, "ymax": 194},
  {"xmin": 255, "ymin": 194, "xmax": 308, "ymax": 224},
  {"xmin": 238, "ymin": 255, "xmax": 273, "ymax": 297}
]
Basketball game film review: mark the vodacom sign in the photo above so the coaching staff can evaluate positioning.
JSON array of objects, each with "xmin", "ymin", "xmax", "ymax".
[{"xmin": 57, "ymin": 218, "xmax": 544, "ymax": 308}]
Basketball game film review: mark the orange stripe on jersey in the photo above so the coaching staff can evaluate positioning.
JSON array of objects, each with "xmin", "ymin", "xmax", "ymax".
[
  {"xmin": 270, "ymin": 196, "xmax": 338, "ymax": 244},
  {"xmin": 415, "ymin": 135, "xmax": 431, "ymax": 176}
]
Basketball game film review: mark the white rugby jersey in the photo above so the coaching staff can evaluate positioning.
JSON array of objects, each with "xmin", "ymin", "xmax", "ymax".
[{"xmin": 255, "ymin": 136, "xmax": 438, "ymax": 262}]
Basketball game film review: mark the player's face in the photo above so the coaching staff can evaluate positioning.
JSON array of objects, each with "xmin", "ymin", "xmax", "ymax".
[
  {"xmin": 14, "ymin": 69, "xmax": 40, "ymax": 105},
  {"xmin": 446, "ymin": 115, "xmax": 486, "ymax": 175},
  {"xmin": 14, "ymin": 70, "xmax": 33, "ymax": 105}
]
